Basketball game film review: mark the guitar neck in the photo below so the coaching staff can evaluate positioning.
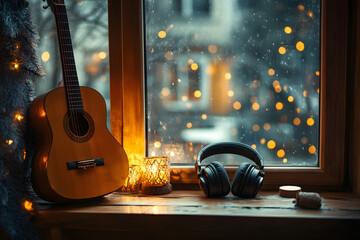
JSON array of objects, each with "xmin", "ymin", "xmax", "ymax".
[{"xmin": 53, "ymin": 2, "xmax": 84, "ymax": 114}]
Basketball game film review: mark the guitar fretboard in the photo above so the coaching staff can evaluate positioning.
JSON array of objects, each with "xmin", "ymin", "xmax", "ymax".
[{"xmin": 54, "ymin": 2, "xmax": 84, "ymax": 114}]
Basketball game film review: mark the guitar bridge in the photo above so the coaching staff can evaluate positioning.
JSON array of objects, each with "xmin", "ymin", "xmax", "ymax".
[{"xmin": 67, "ymin": 158, "xmax": 104, "ymax": 170}]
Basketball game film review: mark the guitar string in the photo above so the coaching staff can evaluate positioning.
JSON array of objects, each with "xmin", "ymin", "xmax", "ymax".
[
  {"xmin": 56, "ymin": 3, "xmax": 84, "ymax": 158},
  {"xmin": 59, "ymin": 3, "xmax": 87, "ymax": 158}
]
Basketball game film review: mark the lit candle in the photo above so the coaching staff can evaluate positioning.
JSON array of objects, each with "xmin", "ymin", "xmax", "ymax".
[{"xmin": 141, "ymin": 156, "xmax": 171, "ymax": 195}]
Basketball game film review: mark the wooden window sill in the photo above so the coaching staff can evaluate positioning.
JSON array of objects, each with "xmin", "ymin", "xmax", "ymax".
[{"xmin": 35, "ymin": 190, "xmax": 360, "ymax": 239}]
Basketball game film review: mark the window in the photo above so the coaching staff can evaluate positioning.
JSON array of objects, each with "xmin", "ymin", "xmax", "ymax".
[
  {"xmin": 144, "ymin": 0, "xmax": 320, "ymax": 167},
  {"xmin": 109, "ymin": 0, "xmax": 348, "ymax": 189},
  {"xmin": 30, "ymin": 0, "xmax": 111, "ymax": 129}
]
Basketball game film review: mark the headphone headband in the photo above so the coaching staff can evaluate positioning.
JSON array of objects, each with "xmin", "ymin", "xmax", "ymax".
[{"xmin": 195, "ymin": 142, "xmax": 264, "ymax": 176}]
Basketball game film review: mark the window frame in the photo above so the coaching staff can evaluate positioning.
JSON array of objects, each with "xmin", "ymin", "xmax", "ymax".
[{"xmin": 108, "ymin": 0, "xmax": 349, "ymax": 190}]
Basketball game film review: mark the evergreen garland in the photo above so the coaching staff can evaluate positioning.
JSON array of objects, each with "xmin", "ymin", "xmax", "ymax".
[{"xmin": 0, "ymin": 0, "xmax": 42, "ymax": 239}]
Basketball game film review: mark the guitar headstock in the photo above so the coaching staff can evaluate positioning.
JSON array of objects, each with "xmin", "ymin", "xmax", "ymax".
[{"xmin": 43, "ymin": 0, "xmax": 65, "ymax": 12}]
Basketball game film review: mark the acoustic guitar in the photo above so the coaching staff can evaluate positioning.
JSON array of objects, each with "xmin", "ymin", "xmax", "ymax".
[{"xmin": 29, "ymin": 0, "xmax": 129, "ymax": 202}]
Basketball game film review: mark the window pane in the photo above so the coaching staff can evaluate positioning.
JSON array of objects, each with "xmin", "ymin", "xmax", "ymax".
[
  {"xmin": 30, "ymin": 0, "xmax": 111, "ymax": 129},
  {"xmin": 144, "ymin": 0, "xmax": 320, "ymax": 166}
]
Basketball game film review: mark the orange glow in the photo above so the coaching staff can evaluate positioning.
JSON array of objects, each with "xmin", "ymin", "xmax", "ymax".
[
  {"xmin": 233, "ymin": 101, "xmax": 241, "ymax": 110},
  {"xmin": 225, "ymin": 72, "xmax": 232, "ymax": 80},
  {"xmin": 267, "ymin": 140, "xmax": 276, "ymax": 149},
  {"xmin": 268, "ymin": 68, "xmax": 275, "ymax": 76},
  {"xmin": 316, "ymin": 71, "xmax": 320, "ymax": 76},
  {"xmin": 23, "ymin": 200, "xmax": 34, "ymax": 211},
  {"xmin": 296, "ymin": 108, "xmax": 301, "ymax": 114},
  {"xmin": 309, "ymin": 145, "xmax": 316, "ymax": 154},
  {"xmin": 40, "ymin": 110, "xmax": 46, "ymax": 117},
  {"xmin": 201, "ymin": 114, "xmax": 207, "ymax": 120},
  {"xmin": 15, "ymin": 113, "xmax": 24, "ymax": 122},
  {"xmin": 298, "ymin": 5, "xmax": 305, "ymax": 11},
  {"xmin": 251, "ymin": 144, "xmax": 257, "ymax": 149},
  {"xmin": 260, "ymin": 138, "xmax": 266, "ymax": 145},
  {"xmin": 277, "ymin": 149, "xmax": 285, "ymax": 158},
  {"xmin": 227, "ymin": 90, "xmax": 234, "ymax": 97},
  {"xmin": 284, "ymin": 27, "xmax": 292, "ymax": 34},
  {"xmin": 41, "ymin": 51, "xmax": 50, "ymax": 62},
  {"xmin": 308, "ymin": 11, "xmax": 314, "ymax": 18},
  {"xmin": 11, "ymin": 62, "xmax": 20, "ymax": 70},
  {"xmin": 288, "ymin": 96, "xmax": 294, "ymax": 102},
  {"xmin": 307, "ymin": 117, "xmax": 315, "ymax": 126},
  {"xmin": 274, "ymin": 85, "xmax": 282, "ymax": 93},
  {"xmin": 301, "ymin": 137, "xmax": 308, "ymax": 144},
  {"xmin": 303, "ymin": 90, "xmax": 308, "ymax": 97},
  {"xmin": 208, "ymin": 44, "xmax": 218, "ymax": 53},
  {"xmin": 186, "ymin": 122, "xmax": 192, "ymax": 128},
  {"xmin": 278, "ymin": 46, "xmax": 286, "ymax": 54},
  {"xmin": 6, "ymin": 140, "xmax": 13, "ymax": 145},
  {"xmin": 191, "ymin": 63, "xmax": 199, "ymax": 71},
  {"xmin": 283, "ymin": 158, "xmax": 288, "ymax": 163},
  {"xmin": 252, "ymin": 124, "xmax": 260, "ymax": 132},
  {"xmin": 158, "ymin": 31, "xmax": 166, "ymax": 38},
  {"xmin": 23, "ymin": 149, "xmax": 26, "ymax": 160},
  {"xmin": 293, "ymin": 117, "xmax": 301, "ymax": 126},
  {"xmin": 181, "ymin": 96, "xmax": 188, "ymax": 101},
  {"xmin": 263, "ymin": 123, "xmax": 271, "ymax": 131},
  {"xmin": 272, "ymin": 80, "xmax": 280, "ymax": 87},
  {"xmin": 296, "ymin": 41, "xmax": 305, "ymax": 51},
  {"xmin": 252, "ymin": 102, "xmax": 260, "ymax": 111},
  {"xmin": 154, "ymin": 141, "xmax": 161, "ymax": 148},
  {"xmin": 194, "ymin": 90, "xmax": 202, "ymax": 98},
  {"xmin": 275, "ymin": 102, "xmax": 283, "ymax": 110},
  {"xmin": 161, "ymin": 87, "xmax": 170, "ymax": 97}
]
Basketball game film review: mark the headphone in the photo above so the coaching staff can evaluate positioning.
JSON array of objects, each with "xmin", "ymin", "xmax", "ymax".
[{"xmin": 195, "ymin": 142, "xmax": 265, "ymax": 198}]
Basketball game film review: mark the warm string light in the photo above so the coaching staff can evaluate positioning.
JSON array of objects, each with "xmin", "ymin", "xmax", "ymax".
[{"xmin": 23, "ymin": 200, "xmax": 34, "ymax": 211}]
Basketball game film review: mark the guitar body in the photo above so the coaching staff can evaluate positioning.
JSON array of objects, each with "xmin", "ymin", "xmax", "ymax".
[{"xmin": 29, "ymin": 86, "xmax": 128, "ymax": 202}]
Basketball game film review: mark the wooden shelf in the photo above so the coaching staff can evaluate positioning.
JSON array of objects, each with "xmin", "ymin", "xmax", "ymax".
[{"xmin": 35, "ymin": 190, "xmax": 360, "ymax": 239}]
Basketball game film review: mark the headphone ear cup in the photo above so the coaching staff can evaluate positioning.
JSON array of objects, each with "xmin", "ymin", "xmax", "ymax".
[
  {"xmin": 231, "ymin": 163, "xmax": 251, "ymax": 197},
  {"xmin": 201, "ymin": 161, "xmax": 230, "ymax": 197},
  {"xmin": 231, "ymin": 163, "xmax": 264, "ymax": 198}
]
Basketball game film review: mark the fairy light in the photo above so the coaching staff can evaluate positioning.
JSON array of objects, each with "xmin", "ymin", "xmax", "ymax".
[
  {"xmin": 41, "ymin": 51, "xmax": 50, "ymax": 62},
  {"xmin": 251, "ymin": 144, "xmax": 257, "ymax": 149},
  {"xmin": 23, "ymin": 149, "xmax": 26, "ymax": 160},
  {"xmin": 278, "ymin": 46, "xmax": 286, "ymax": 54},
  {"xmin": 208, "ymin": 44, "xmax": 217, "ymax": 53},
  {"xmin": 252, "ymin": 124, "xmax": 260, "ymax": 132},
  {"xmin": 284, "ymin": 26, "xmax": 292, "ymax": 34},
  {"xmin": 158, "ymin": 31, "xmax": 166, "ymax": 38},
  {"xmin": 191, "ymin": 63, "xmax": 199, "ymax": 71},
  {"xmin": 275, "ymin": 102, "xmax": 283, "ymax": 110},
  {"xmin": 225, "ymin": 73, "xmax": 232, "ymax": 80},
  {"xmin": 308, "ymin": 145, "xmax": 316, "ymax": 154},
  {"xmin": 194, "ymin": 90, "xmax": 201, "ymax": 98},
  {"xmin": 15, "ymin": 113, "xmax": 24, "ymax": 122},
  {"xmin": 154, "ymin": 141, "xmax": 161, "ymax": 148},
  {"xmin": 293, "ymin": 117, "xmax": 301, "ymax": 126},
  {"xmin": 98, "ymin": 51, "xmax": 107, "ymax": 60},
  {"xmin": 268, "ymin": 68, "xmax": 275, "ymax": 76},
  {"xmin": 277, "ymin": 149, "xmax": 285, "ymax": 158},
  {"xmin": 252, "ymin": 102, "xmax": 260, "ymax": 111},
  {"xmin": 283, "ymin": 158, "xmax": 288, "ymax": 163},
  {"xmin": 263, "ymin": 123, "xmax": 271, "ymax": 131},
  {"xmin": 288, "ymin": 96, "xmax": 294, "ymax": 102},
  {"xmin": 233, "ymin": 101, "xmax": 241, "ymax": 110},
  {"xmin": 260, "ymin": 138, "xmax": 266, "ymax": 145},
  {"xmin": 267, "ymin": 140, "xmax": 276, "ymax": 149},
  {"xmin": 307, "ymin": 117, "xmax": 315, "ymax": 126},
  {"xmin": 201, "ymin": 114, "xmax": 207, "ymax": 120},
  {"xmin": 296, "ymin": 41, "xmax": 305, "ymax": 51},
  {"xmin": 6, "ymin": 140, "xmax": 13, "ymax": 145},
  {"xmin": 186, "ymin": 122, "xmax": 192, "ymax": 128},
  {"xmin": 23, "ymin": 200, "xmax": 33, "ymax": 211},
  {"xmin": 227, "ymin": 90, "xmax": 234, "ymax": 97},
  {"xmin": 316, "ymin": 71, "xmax": 320, "ymax": 76}
]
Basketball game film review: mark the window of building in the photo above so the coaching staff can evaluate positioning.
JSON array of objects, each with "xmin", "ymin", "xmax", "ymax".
[
  {"xmin": 144, "ymin": 0, "xmax": 320, "ymax": 167},
  {"xmin": 109, "ymin": 0, "xmax": 348, "ymax": 189}
]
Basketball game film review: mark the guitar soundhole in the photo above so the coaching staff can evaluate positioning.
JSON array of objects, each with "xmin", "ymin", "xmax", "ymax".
[{"xmin": 64, "ymin": 111, "xmax": 94, "ymax": 142}]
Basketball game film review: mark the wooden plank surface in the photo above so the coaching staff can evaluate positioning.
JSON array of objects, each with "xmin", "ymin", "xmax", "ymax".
[{"xmin": 34, "ymin": 191, "xmax": 360, "ymax": 239}]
